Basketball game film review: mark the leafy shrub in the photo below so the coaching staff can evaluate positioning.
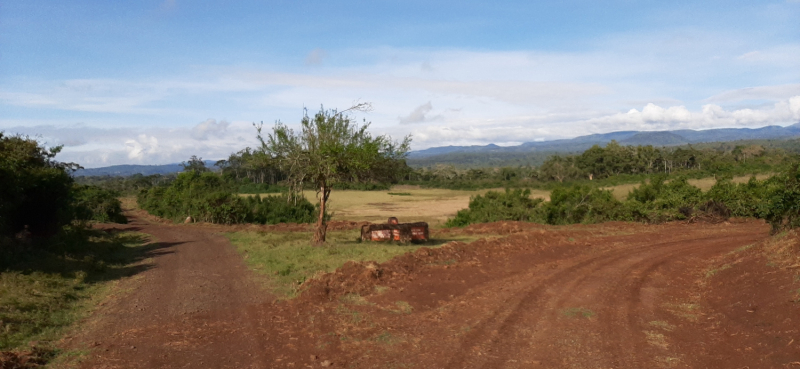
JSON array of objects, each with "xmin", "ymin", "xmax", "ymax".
[
  {"xmin": 71, "ymin": 185, "xmax": 127, "ymax": 223},
  {"xmin": 760, "ymin": 165, "xmax": 800, "ymax": 233},
  {"xmin": 0, "ymin": 133, "xmax": 77, "ymax": 236},
  {"xmin": 705, "ymin": 176, "xmax": 767, "ymax": 218},
  {"xmin": 446, "ymin": 189, "xmax": 544, "ymax": 227},
  {"xmin": 245, "ymin": 194, "xmax": 317, "ymax": 224},
  {"xmin": 544, "ymin": 185, "xmax": 621, "ymax": 224},
  {"xmin": 137, "ymin": 171, "xmax": 317, "ymax": 225},
  {"xmin": 237, "ymin": 182, "xmax": 288, "ymax": 194}
]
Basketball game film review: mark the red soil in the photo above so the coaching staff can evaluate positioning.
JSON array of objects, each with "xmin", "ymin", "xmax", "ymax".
[{"xmin": 39, "ymin": 216, "xmax": 800, "ymax": 368}]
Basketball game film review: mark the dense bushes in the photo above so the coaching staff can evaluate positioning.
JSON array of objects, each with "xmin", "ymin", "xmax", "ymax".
[
  {"xmin": 447, "ymin": 164, "xmax": 800, "ymax": 230},
  {"xmin": 0, "ymin": 133, "xmax": 75, "ymax": 236},
  {"xmin": 0, "ymin": 133, "xmax": 127, "ymax": 237},
  {"xmin": 246, "ymin": 194, "xmax": 317, "ymax": 224},
  {"xmin": 137, "ymin": 171, "xmax": 318, "ymax": 225},
  {"xmin": 71, "ymin": 185, "xmax": 127, "ymax": 224},
  {"xmin": 544, "ymin": 186, "xmax": 621, "ymax": 225},
  {"xmin": 446, "ymin": 189, "xmax": 544, "ymax": 227}
]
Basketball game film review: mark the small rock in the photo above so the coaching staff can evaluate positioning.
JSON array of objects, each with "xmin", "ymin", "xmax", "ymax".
[
  {"xmin": 184, "ymin": 216, "xmax": 193, "ymax": 224},
  {"xmin": 321, "ymin": 360, "xmax": 333, "ymax": 367},
  {"xmin": 310, "ymin": 355, "xmax": 318, "ymax": 360}
]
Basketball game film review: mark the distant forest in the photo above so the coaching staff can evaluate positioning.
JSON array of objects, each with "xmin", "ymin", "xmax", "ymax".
[{"xmin": 76, "ymin": 137, "xmax": 800, "ymax": 194}]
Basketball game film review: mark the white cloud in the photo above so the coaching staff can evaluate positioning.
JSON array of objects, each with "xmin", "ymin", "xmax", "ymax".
[
  {"xmin": 126, "ymin": 134, "xmax": 159, "ymax": 160},
  {"xmin": 192, "ymin": 118, "xmax": 230, "ymax": 140},
  {"xmin": 399, "ymin": 102, "xmax": 434, "ymax": 124}
]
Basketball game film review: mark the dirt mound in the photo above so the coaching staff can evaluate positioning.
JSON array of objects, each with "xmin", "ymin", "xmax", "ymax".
[
  {"xmin": 299, "ymin": 224, "xmax": 574, "ymax": 302},
  {"xmin": 438, "ymin": 221, "xmax": 548, "ymax": 235}
]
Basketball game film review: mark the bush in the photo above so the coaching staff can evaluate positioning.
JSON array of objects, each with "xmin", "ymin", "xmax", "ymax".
[
  {"xmin": 0, "ymin": 133, "xmax": 77, "ymax": 236},
  {"xmin": 446, "ymin": 189, "xmax": 544, "ymax": 227},
  {"xmin": 544, "ymin": 185, "xmax": 621, "ymax": 224},
  {"xmin": 71, "ymin": 185, "xmax": 127, "ymax": 223},
  {"xmin": 137, "ymin": 171, "xmax": 318, "ymax": 225},
  {"xmin": 760, "ymin": 164, "xmax": 800, "ymax": 233},
  {"xmin": 245, "ymin": 194, "xmax": 317, "ymax": 224}
]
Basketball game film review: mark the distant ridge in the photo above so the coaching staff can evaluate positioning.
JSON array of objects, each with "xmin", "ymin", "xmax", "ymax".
[
  {"xmin": 408, "ymin": 123, "xmax": 800, "ymax": 158},
  {"xmin": 74, "ymin": 160, "xmax": 218, "ymax": 177}
]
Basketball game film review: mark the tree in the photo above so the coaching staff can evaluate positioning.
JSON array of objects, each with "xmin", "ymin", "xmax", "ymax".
[
  {"xmin": 181, "ymin": 155, "xmax": 209, "ymax": 172},
  {"xmin": 0, "ymin": 133, "xmax": 81, "ymax": 236},
  {"xmin": 257, "ymin": 104, "xmax": 411, "ymax": 244}
]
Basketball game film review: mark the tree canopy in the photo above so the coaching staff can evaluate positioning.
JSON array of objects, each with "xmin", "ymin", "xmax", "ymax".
[{"xmin": 257, "ymin": 105, "xmax": 411, "ymax": 243}]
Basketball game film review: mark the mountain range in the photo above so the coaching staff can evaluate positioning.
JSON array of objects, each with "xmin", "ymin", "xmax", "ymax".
[
  {"xmin": 75, "ymin": 123, "xmax": 800, "ymax": 176},
  {"xmin": 408, "ymin": 123, "xmax": 800, "ymax": 158}
]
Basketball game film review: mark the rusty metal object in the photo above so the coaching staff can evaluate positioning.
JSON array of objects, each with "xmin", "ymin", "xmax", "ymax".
[{"xmin": 361, "ymin": 219, "xmax": 429, "ymax": 244}]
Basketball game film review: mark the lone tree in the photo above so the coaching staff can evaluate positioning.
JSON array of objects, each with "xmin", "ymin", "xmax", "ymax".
[{"xmin": 256, "ymin": 104, "xmax": 410, "ymax": 244}]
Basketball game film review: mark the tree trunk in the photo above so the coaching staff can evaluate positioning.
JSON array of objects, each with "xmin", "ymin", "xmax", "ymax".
[{"xmin": 312, "ymin": 184, "xmax": 331, "ymax": 245}]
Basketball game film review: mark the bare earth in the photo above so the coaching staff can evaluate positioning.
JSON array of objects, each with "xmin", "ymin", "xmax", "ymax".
[{"xmin": 67, "ymin": 215, "xmax": 800, "ymax": 368}]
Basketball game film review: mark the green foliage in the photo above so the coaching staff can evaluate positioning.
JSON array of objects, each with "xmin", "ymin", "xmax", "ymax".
[
  {"xmin": 137, "ymin": 171, "xmax": 317, "ymax": 225},
  {"xmin": 257, "ymin": 104, "xmax": 411, "ymax": 242},
  {"xmin": 1, "ymin": 227, "xmax": 151, "ymax": 351},
  {"xmin": 236, "ymin": 182, "xmax": 288, "ymax": 194},
  {"xmin": 446, "ymin": 189, "xmax": 544, "ymax": 227},
  {"xmin": 181, "ymin": 155, "xmax": 210, "ymax": 172},
  {"xmin": 760, "ymin": 165, "xmax": 800, "ymax": 232},
  {"xmin": 0, "ymin": 133, "xmax": 80, "ymax": 236},
  {"xmin": 71, "ymin": 185, "xmax": 127, "ymax": 224},
  {"xmin": 544, "ymin": 185, "xmax": 621, "ymax": 225},
  {"xmin": 245, "ymin": 194, "xmax": 317, "ymax": 224}
]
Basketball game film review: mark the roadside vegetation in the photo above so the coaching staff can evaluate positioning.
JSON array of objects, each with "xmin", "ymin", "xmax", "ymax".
[
  {"xmin": 447, "ymin": 164, "xmax": 800, "ymax": 233},
  {"xmin": 1, "ymin": 132, "xmax": 147, "ymax": 363}
]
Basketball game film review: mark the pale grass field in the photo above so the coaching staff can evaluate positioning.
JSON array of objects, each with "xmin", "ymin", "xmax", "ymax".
[
  {"xmin": 300, "ymin": 186, "xmax": 550, "ymax": 226},
  {"xmin": 245, "ymin": 174, "xmax": 772, "ymax": 225}
]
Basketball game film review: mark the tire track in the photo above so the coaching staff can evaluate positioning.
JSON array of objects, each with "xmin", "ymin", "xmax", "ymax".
[{"xmin": 444, "ymin": 228, "xmax": 762, "ymax": 368}]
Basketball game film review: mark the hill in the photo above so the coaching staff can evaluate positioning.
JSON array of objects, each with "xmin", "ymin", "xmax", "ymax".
[
  {"xmin": 409, "ymin": 123, "xmax": 800, "ymax": 158},
  {"xmin": 74, "ymin": 160, "xmax": 218, "ymax": 177}
]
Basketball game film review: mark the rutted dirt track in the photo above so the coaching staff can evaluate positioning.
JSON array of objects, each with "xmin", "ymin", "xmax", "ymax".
[{"xmin": 68, "ymin": 215, "xmax": 800, "ymax": 368}]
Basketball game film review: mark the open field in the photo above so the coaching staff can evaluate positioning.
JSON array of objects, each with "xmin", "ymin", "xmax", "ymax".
[
  {"xmin": 242, "ymin": 174, "xmax": 774, "ymax": 224},
  {"xmin": 246, "ymin": 186, "xmax": 551, "ymax": 226}
]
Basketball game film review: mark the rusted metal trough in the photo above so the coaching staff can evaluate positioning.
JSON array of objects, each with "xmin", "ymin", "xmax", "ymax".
[{"xmin": 361, "ymin": 217, "xmax": 429, "ymax": 244}]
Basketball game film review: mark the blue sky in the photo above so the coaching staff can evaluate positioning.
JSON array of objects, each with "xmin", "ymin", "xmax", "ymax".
[{"xmin": 1, "ymin": 0, "xmax": 799, "ymax": 167}]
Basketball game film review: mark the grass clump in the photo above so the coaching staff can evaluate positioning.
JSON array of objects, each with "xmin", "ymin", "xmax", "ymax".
[{"xmin": 561, "ymin": 307, "xmax": 595, "ymax": 318}]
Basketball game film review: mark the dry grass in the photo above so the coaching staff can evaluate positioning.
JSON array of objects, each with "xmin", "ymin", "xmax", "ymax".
[
  {"xmin": 249, "ymin": 186, "xmax": 549, "ymax": 226},
  {"xmin": 243, "ymin": 174, "xmax": 774, "ymax": 223}
]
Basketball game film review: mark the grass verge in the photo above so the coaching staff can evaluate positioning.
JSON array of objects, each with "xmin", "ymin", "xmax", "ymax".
[
  {"xmin": 1, "ymin": 225, "xmax": 154, "ymax": 363},
  {"xmin": 226, "ymin": 229, "xmax": 482, "ymax": 297}
]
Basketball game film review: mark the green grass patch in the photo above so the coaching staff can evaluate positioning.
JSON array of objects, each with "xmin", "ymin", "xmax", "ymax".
[
  {"xmin": 561, "ymin": 307, "xmax": 595, "ymax": 319},
  {"xmin": 1, "ymin": 227, "xmax": 153, "ymax": 355},
  {"xmin": 705, "ymin": 263, "xmax": 733, "ymax": 278},
  {"xmin": 226, "ymin": 229, "xmax": 480, "ymax": 297},
  {"xmin": 387, "ymin": 192, "xmax": 412, "ymax": 196},
  {"xmin": 391, "ymin": 301, "xmax": 413, "ymax": 314}
]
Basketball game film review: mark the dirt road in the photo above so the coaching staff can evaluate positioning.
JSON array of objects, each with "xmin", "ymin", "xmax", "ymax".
[
  {"xmin": 70, "ymin": 217, "xmax": 799, "ymax": 368},
  {"xmin": 71, "ymin": 214, "xmax": 275, "ymax": 369}
]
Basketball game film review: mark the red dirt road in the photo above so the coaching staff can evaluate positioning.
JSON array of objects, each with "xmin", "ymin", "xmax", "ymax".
[
  {"xmin": 69, "ymin": 217, "xmax": 800, "ymax": 368},
  {"xmin": 70, "ymin": 214, "xmax": 274, "ymax": 369}
]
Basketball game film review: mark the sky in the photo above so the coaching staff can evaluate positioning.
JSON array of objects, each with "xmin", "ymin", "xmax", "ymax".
[{"xmin": 1, "ymin": 0, "xmax": 799, "ymax": 167}]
